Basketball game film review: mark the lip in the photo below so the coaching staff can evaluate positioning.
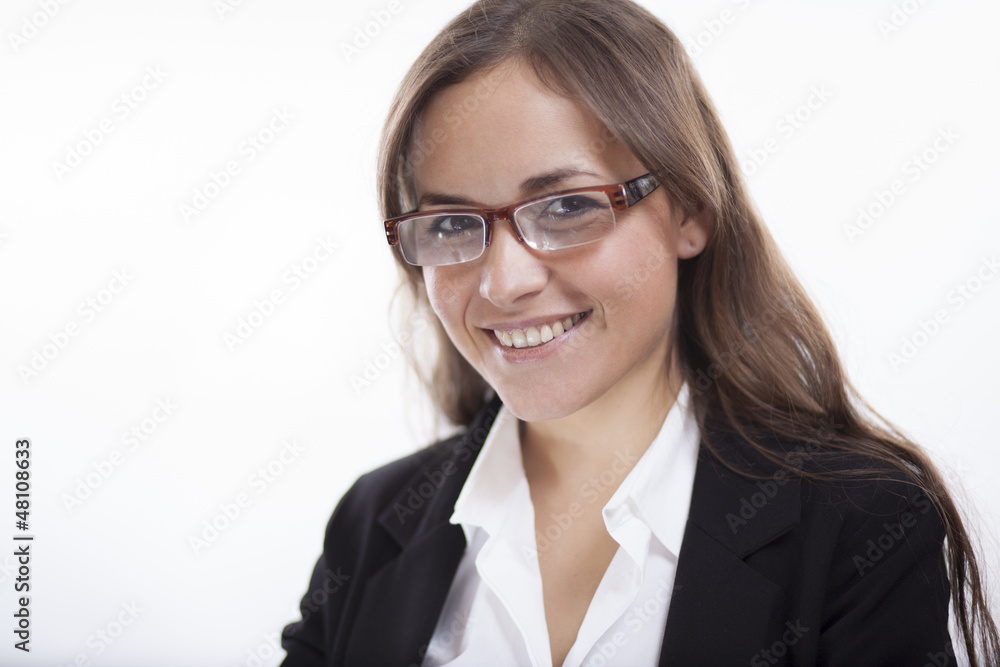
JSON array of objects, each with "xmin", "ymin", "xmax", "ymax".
[
  {"xmin": 482, "ymin": 310, "xmax": 591, "ymax": 363},
  {"xmin": 479, "ymin": 310, "xmax": 591, "ymax": 333}
]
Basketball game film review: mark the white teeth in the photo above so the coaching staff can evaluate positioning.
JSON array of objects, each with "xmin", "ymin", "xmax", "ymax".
[{"xmin": 493, "ymin": 312, "xmax": 587, "ymax": 349}]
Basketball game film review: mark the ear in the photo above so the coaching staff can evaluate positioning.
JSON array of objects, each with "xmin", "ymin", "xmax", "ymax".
[{"xmin": 675, "ymin": 205, "xmax": 709, "ymax": 259}]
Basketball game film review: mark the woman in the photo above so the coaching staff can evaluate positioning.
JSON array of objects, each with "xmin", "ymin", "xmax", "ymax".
[{"xmin": 282, "ymin": 0, "xmax": 999, "ymax": 665}]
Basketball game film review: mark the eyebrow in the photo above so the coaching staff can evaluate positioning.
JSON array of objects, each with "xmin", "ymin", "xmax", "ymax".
[{"xmin": 416, "ymin": 168, "xmax": 600, "ymax": 208}]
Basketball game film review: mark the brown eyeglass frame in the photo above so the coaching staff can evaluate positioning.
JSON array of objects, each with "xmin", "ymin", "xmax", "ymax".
[{"xmin": 383, "ymin": 173, "xmax": 660, "ymax": 250}]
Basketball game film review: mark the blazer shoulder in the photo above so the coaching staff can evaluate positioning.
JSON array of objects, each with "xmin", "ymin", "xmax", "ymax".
[
  {"xmin": 339, "ymin": 434, "xmax": 464, "ymax": 516},
  {"xmin": 280, "ymin": 427, "xmax": 484, "ymax": 667},
  {"xmin": 702, "ymin": 418, "xmax": 939, "ymax": 513},
  {"xmin": 696, "ymin": 419, "xmax": 946, "ymax": 560},
  {"xmin": 324, "ymin": 394, "xmax": 503, "ymax": 548}
]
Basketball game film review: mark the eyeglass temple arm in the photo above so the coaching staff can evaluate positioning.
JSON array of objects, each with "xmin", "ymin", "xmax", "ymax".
[{"xmin": 624, "ymin": 173, "xmax": 660, "ymax": 206}]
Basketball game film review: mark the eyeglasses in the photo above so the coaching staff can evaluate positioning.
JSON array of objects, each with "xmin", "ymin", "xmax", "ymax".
[{"xmin": 384, "ymin": 173, "xmax": 660, "ymax": 266}]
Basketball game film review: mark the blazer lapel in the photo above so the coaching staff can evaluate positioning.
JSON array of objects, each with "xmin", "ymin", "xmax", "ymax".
[
  {"xmin": 340, "ymin": 400, "xmax": 799, "ymax": 666},
  {"xmin": 343, "ymin": 397, "xmax": 502, "ymax": 666},
  {"xmin": 659, "ymin": 431, "xmax": 801, "ymax": 665}
]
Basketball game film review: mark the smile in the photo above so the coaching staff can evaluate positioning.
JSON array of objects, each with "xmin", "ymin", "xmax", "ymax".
[{"xmin": 492, "ymin": 311, "xmax": 590, "ymax": 348}]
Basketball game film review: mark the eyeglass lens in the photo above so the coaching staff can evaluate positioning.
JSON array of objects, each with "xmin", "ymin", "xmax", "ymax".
[{"xmin": 397, "ymin": 191, "xmax": 616, "ymax": 266}]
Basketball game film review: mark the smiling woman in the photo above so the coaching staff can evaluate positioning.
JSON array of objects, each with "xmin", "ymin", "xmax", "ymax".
[
  {"xmin": 280, "ymin": 1, "xmax": 999, "ymax": 666},
  {"xmin": 410, "ymin": 64, "xmax": 702, "ymax": 428}
]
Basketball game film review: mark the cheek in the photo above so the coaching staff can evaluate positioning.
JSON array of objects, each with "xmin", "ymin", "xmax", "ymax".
[
  {"xmin": 424, "ymin": 268, "xmax": 469, "ymax": 330},
  {"xmin": 423, "ymin": 270, "xmax": 449, "ymax": 320},
  {"xmin": 592, "ymin": 232, "xmax": 677, "ymax": 315}
]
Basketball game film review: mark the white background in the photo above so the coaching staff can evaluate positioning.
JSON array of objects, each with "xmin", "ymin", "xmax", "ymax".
[{"xmin": 1, "ymin": 0, "xmax": 998, "ymax": 665}]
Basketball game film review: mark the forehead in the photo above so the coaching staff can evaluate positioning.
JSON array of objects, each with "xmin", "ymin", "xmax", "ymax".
[{"xmin": 410, "ymin": 62, "xmax": 636, "ymax": 203}]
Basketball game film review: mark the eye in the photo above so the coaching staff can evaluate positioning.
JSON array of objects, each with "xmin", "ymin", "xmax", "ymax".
[
  {"xmin": 540, "ymin": 195, "xmax": 603, "ymax": 219},
  {"xmin": 426, "ymin": 214, "xmax": 481, "ymax": 236}
]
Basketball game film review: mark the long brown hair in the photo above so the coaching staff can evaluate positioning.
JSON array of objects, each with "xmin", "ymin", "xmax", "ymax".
[{"xmin": 376, "ymin": 0, "xmax": 999, "ymax": 662}]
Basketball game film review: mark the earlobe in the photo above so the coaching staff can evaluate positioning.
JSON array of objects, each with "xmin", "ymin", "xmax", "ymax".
[{"xmin": 676, "ymin": 209, "xmax": 710, "ymax": 259}]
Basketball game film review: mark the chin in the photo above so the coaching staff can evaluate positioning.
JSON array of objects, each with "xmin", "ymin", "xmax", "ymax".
[{"xmin": 491, "ymin": 382, "xmax": 598, "ymax": 424}]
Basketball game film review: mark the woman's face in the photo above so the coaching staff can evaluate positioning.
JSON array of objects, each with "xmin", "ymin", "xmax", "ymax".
[{"xmin": 412, "ymin": 61, "xmax": 707, "ymax": 423}]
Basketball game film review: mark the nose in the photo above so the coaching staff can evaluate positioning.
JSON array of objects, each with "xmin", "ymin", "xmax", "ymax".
[{"xmin": 478, "ymin": 219, "xmax": 549, "ymax": 308}]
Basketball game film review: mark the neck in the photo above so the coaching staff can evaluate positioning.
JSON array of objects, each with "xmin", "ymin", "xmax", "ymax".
[{"xmin": 519, "ymin": 349, "xmax": 683, "ymax": 499}]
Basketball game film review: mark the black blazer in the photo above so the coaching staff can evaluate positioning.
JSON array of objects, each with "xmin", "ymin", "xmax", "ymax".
[{"xmin": 281, "ymin": 396, "xmax": 952, "ymax": 666}]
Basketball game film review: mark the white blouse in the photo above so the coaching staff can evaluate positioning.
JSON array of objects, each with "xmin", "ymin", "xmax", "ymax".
[{"xmin": 421, "ymin": 383, "xmax": 700, "ymax": 667}]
